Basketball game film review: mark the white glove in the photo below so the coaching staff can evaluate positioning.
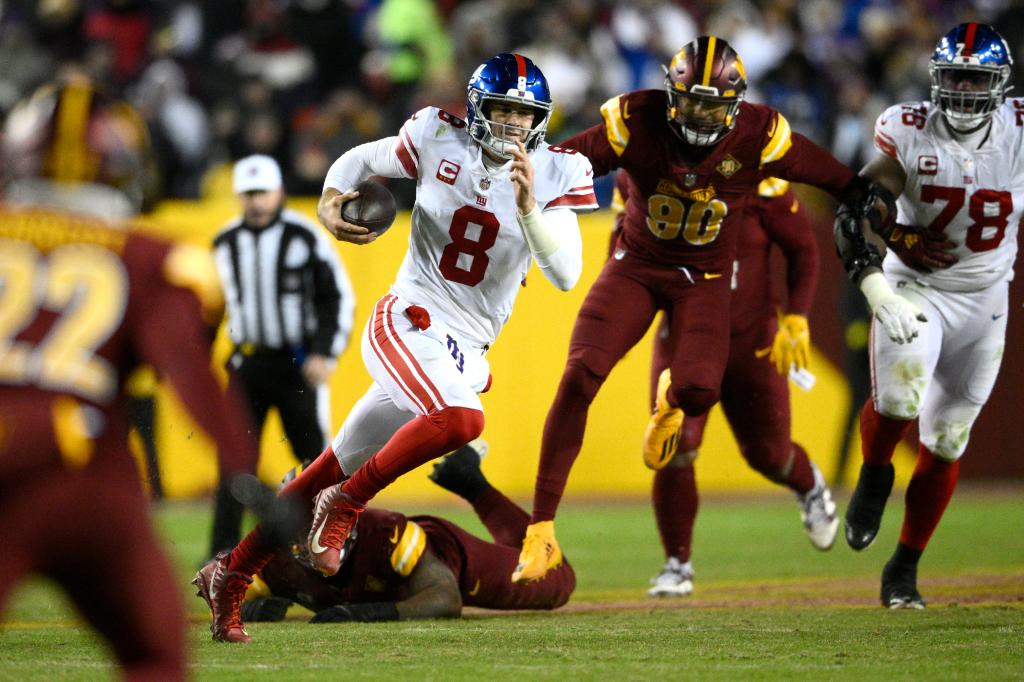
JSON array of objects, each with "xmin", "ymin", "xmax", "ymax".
[{"xmin": 859, "ymin": 272, "xmax": 927, "ymax": 344}]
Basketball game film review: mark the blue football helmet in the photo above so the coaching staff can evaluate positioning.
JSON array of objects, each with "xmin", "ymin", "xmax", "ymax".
[
  {"xmin": 466, "ymin": 53, "xmax": 552, "ymax": 158},
  {"xmin": 930, "ymin": 23, "xmax": 1013, "ymax": 131}
]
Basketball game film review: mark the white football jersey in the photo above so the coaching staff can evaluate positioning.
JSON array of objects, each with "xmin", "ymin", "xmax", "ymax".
[
  {"xmin": 384, "ymin": 107, "xmax": 597, "ymax": 346},
  {"xmin": 873, "ymin": 98, "xmax": 1024, "ymax": 292}
]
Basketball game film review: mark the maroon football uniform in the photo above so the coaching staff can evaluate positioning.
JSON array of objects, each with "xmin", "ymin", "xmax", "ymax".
[
  {"xmin": 257, "ymin": 494, "xmax": 575, "ymax": 614},
  {"xmin": 614, "ymin": 171, "xmax": 822, "ymax": 560},
  {"xmin": 527, "ymin": 92, "xmax": 851, "ymax": 524},
  {"xmin": 0, "ymin": 204, "xmax": 256, "ymax": 679},
  {"xmin": 567, "ymin": 90, "xmax": 850, "ymax": 273}
]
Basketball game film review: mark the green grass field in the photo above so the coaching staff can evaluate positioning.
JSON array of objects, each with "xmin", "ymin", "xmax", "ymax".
[{"xmin": 1, "ymin": 485, "xmax": 1022, "ymax": 680}]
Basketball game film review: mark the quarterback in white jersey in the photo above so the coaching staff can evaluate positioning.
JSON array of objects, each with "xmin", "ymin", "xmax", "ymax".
[
  {"xmin": 302, "ymin": 53, "xmax": 596, "ymax": 578},
  {"xmin": 844, "ymin": 24, "xmax": 1018, "ymax": 610}
]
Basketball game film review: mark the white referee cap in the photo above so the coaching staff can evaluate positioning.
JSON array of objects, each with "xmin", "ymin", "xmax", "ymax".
[{"xmin": 233, "ymin": 154, "xmax": 283, "ymax": 193}]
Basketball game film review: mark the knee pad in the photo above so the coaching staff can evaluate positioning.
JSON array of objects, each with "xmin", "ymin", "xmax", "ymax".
[
  {"xmin": 429, "ymin": 406, "xmax": 485, "ymax": 448},
  {"xmin": 921, "ymin": 420, "xmax": 971, "ymax": 462},
  {"xmin": 873, "ymin": 368, "xmax": 928, "ymax": 420},
  {"xmin": 559, "ymin": 357, "xmax": 605, "ymax": 405},
  {"xmin": 673, "ymin": 385, "xmax": 719, "ymax": 418}
]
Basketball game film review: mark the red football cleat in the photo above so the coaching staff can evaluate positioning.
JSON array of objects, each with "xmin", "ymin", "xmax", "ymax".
[
  {"xmin": 307, "ymin": 484, "xmax": 365, "ymax": 576},
  {"xmin": 192, "ymin": 552, "xmax": 253, "ymax": 643}
]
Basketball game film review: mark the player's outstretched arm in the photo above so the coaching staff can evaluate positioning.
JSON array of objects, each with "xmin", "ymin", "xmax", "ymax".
[
  {"xmin": 833, "ymin": 162, "xmax": 927, "ymax": 345},
  {"xmin": 861, "ymin": 154, "xmax": 958, "ymax": 273}
]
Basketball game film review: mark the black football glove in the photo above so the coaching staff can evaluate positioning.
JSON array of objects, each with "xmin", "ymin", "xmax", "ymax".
[
  {"xmin": 309, "ymin": 602, "xmax": 400, "ymax": 623},
  {"xmin": 886, "ymin": 224, "xmax": 958, "ymax": 273},
  {"xmin": 240, "ymin": 596, "xmax": 293, "ymax": 622}
]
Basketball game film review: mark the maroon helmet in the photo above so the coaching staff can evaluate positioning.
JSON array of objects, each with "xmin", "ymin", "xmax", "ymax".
[
  {"xmin": 664, "ymin": 36, "xmax": 747, "ymax": 146},
  {"xmin": 1, "ymin": 79, "xmax": 156, "ymax": 212}
]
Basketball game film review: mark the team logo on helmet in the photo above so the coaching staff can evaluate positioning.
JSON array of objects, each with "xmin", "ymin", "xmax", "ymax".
[
  {"xmin": 664, "ymin": 36, "xmax": 747, "ymax": 146},
  {"xmin": 466, "ymin": 53, "xmax": 553, "ymax": 159},
  {"xmin": 1, "ymin": 80, "xmax": 156, "ymax": 213},
  {"xmin": 929, "ymin": 23, "xmax": 1013, "ymax": 132}
]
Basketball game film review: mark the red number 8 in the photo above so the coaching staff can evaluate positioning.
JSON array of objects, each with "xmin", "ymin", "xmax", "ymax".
[{"xmin": 438, "ymin": 206, "xmax": 500, "ymax": 286}]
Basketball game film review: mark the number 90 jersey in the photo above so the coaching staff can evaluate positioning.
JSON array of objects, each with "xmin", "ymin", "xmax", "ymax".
[
  {"xmin": 389, "ymin": 107, "xmax": 597, "ymax": 347},
  {"xmin": 873, "ymin": 99, "xmax": 1024, "ymax": 292}
]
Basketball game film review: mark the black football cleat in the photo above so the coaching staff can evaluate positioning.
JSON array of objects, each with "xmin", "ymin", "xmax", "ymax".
[
  {"xmin": 844, "ymin": 463, "xmax": 896, "ymax": 550},
  {"xmin": 881, "ymin": 558, "xmax": 926, "ymax": 609},
  {"xmin": 428, "ymin": 438, "xmax": 489, "ymax": 500}
]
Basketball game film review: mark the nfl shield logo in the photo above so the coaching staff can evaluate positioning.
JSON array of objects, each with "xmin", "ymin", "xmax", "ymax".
[
  {"xmin": 684, "ymin": 173, "xmax": 697, "ymax": 187},
  {"xmin": 479, "ymin": 177, "xmax": 491, "ymax": 190}
]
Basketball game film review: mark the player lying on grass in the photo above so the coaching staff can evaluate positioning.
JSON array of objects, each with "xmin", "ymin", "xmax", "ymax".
[{"xmin": 239, "ymin": 441, "xmax": 576, "ymax": 623}]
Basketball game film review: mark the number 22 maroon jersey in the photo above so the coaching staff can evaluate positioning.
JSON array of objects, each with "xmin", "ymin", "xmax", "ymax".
[
  {"xmin": 0, "ymin": 204, "xmax": 253, "ymax": 481},
  {"xmin": 560, "ymin": 90, "xmax": 855, "ymax": 274}
]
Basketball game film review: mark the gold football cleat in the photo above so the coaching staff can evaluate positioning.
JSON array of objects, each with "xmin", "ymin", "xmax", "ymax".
[
  {"xmin": 643, "ymin": 369, "xmax": 683, "ymax": 470},
  {"xmin": 512, "ymin": 521, "xmax": 562, "ymax": 583}
]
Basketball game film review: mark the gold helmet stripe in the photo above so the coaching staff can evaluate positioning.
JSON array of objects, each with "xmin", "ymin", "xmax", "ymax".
[
  {"xmin": 702, "ymin": 36, "xmax": 718, "ymax": 87},
  {"xmin": 51, "ymin": 85, "xmax": 97, "ymax": 183},
  {"xmin": 600, "ymin": 95, "xmax": 630, "ymax": 156}
]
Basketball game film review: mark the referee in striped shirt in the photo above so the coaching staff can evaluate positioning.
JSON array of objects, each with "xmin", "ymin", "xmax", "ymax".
[{"xmin": 208, "ymin": 154, "xmax": 355, "ymax": 556}]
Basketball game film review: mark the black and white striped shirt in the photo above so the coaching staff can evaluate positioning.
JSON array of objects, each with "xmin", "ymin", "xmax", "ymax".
[{"xmin": 213, "ymin": 207, "xmax": 354, "ymax": 358}]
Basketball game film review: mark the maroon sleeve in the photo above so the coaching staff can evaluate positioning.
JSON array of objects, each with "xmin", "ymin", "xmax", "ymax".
[
  {"xmin": 762, "ymin": 131, "xmax": 856, "ymax": 199},
  {"xmin": 131, "ymin": 281, "xmax": 254, "ymax": 477},
  {"xmin": 558, "ymin": 123, "xmax": 619, "ymax": 178},
  {"xmin": 758, "ymin": 189, "xmax": 819, "ymax": 316},
  {"xmin": 607, "ymin": 170, "xmax": 632, "ymax": 258}
]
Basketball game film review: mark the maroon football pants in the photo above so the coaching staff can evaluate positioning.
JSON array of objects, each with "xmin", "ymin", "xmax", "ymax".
[
  {"xmin": 532, "ymin": 255, "xmax": 732, "ymax": 521},
  {"xmin": 0, "ymin": 457, "xmax": 185, "ymax": 680},
  {"xmin": 651, "ymin": 312, "xmax": 814, "ymax": 561}
]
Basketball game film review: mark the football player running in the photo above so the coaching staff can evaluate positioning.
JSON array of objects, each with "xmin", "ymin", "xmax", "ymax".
[
  {"xmin": 195, "ymin": 53, "xmax": 596, "ymax": 642},
  {"xmin": 842, "ymin": 23, "xmax": 1022, "ymax": 609},
  {"xmin": 514, "ymin": 35, "xmax": 911, "ymax": 584},
  {"xmin": 616, "ymin": 172, "xmax": 838, "ymax": 598}
]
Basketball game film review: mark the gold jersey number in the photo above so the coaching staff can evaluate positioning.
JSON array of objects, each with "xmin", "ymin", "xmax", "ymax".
[
  {"xmin": 0, "ymin": 239, "xmax": 128, "ymax": 403},
  {"xmin": 645, "ymin": 194, "xmax": 728, "ymax": 245}
]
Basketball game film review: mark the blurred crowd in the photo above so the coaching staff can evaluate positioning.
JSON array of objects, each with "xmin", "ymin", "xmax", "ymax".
[{"xmin": 1, "ymin": 0, "xmax": 1022, "ymax": 206}]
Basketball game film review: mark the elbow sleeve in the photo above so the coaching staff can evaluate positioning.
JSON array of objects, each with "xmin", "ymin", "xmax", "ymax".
[{"xmin": 518, "ymin": 206, "xmax": 582, "ymax": 290}]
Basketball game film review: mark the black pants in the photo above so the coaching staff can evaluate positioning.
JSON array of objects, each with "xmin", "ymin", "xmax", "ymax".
[{"xmin": 208, "ymin": 350, "xmax": 329, "ymax": 556}]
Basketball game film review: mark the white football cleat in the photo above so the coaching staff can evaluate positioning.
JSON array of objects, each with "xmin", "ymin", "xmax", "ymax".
[
  {"xmin": 799, "ymin": 464, "xmax": 839, "ymax": 551},
  {"xmin": 647, "ymin": 557, "xmax": 694, "ymax": 597}
]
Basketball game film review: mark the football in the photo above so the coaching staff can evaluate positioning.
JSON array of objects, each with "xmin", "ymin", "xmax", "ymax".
[{"xmin": 341, "ymin": 180, "xmax": 397, "ymax": 235}]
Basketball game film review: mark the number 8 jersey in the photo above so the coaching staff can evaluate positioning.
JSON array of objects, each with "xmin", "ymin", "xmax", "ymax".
[
  {"xmin": 326, "ymin": 106, "xmax": 597, "ymax": 349},
  {"xmin": 874, "ymin": 99, "xmax": 1024, "ymax": 291}
]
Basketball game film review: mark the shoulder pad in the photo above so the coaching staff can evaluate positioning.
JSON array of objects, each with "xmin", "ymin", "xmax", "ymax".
[
  {"xmin": 389, "ymin": 519, "xmax": 427, "ymax": 577},
  {"xmin": 760, "ymin": 110, "xmax": 793, "ymax": 166},
  {"xmin": 163, "ymin": 242, "xmax": 224, "ymax": 323}
]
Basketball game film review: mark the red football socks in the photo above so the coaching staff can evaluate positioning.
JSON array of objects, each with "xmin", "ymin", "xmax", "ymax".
[
  {"xmin": 900, "ymin": 444, "xmax": 960, "ymax": 551},
  {"xmin": 860, "ymin": 400, "xmax": 912, "ymax": 466},
  {"xmin": 343, "ymin": 406, "xmax": 484, "ymax": 506}
]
